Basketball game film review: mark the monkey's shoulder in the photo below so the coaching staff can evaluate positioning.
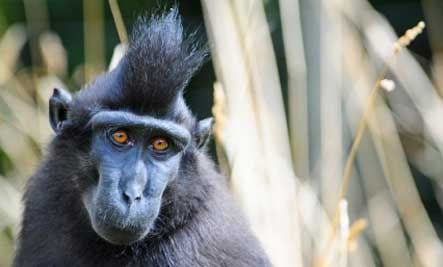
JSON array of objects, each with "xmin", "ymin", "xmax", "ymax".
[{"xmin": 143, "ymin": 200, "xmax": 272, "ymax": 267}]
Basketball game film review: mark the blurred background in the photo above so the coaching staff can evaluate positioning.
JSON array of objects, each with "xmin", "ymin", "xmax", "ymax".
[{"xmin": 0, "ymin": 0, "xmax": 442, "ymax": 266}]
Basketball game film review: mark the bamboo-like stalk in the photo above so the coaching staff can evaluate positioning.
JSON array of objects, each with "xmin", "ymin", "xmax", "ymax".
[
  {"xmin": 298, "ymin": 0, "xmax": 322, "ymax": 186},
  {"xmin": 318, "ymin": 11, "xmax": 427, "ymax": 264},
  {"xmin": 421, "ymin": 0, "xmax": 443, "ymax": 94},
  {"xmin": 211, "ymin": 82, "xmax": 230, "ymax": 176},
  {"xmin": 340, "ymin": 2, "xmax": 443, "ymax": 265},
  {"xmin": 319, "ymin": 0, "xmax": 345, "ymax": 216},
  {"xmin": 0, "ymin": 176, "xmax": 20, "ymax": 266},
  {"xmin": 368, "ymin": 192, "xmax": 414, "ymax": 267},
  {"xmin": 369, "ymin": 88, "xmax": 443, "ymax": 267},
  {"xmin": 230, "ymin": 1, "xmax": 303, "ymax": 265},
  {"xmin": 278, "ymin": 0, "xmax": 310, "ymax": 180},
  {"xmin": 39, "ymin": 32, "xmax": 68, "ymax": 77},
  {"xmin": 83, "ymin": 0, "xmax": 105, "ymax": 81},
  {"xmin": 202, "ymin": 1, "xmax": 303, "ymax": 266},
  {"xmin": 354, "ymin": 6, "xmax": 443, "ymax": 266},
  {"xmin": 22, "ymin": 0, "xmax": 52, "ymax": 149},
  {"xmin": 201, "ymin": 1, "xmax": 275, "ymax": 260},
  {"xmin": 0, "ymin": 24, "xmax": 27, "ymax": 84},
  {"xmin": 107, "ymin": 0, "xmax": 128, "ymax": 72},
  {"xmin": 108, "ymin": 0, "xmax": 128, "ymax": 44},
  {"xmin": 343, "ymin": 40, "xmax": 414, "ymax": 266},
  {"xmin": 23, "ymin": 0, "xmax": 49, "ymax": 68},
  {"xmin": 338, "ymin": 200, "xmax": 349, "ymax": 267},
  {"xmin": 351, "ymin": 87, "xmax": 414, "ymax": 267}
]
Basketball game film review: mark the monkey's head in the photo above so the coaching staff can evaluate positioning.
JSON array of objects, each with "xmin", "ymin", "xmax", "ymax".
[{"xmin": 47, "ymin": 10, "xmax": 210, "ymax": 245}]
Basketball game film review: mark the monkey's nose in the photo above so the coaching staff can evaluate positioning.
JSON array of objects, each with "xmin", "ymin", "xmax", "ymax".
[
  {"xmin": 121, "ymin": 161, "xmax": 147, "ymax": 205},
  {"xmin": 122, "ymin": 187, "xmax": 143, "ymax": 205}
]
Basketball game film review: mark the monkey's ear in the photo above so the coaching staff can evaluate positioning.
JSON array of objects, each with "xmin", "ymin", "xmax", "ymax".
[
  {"xmin": 49, "ymin": 88, "xmax": 72, "ymax": 133},
  {"xmin": 195, "ymin": 117, "xmax": 214, "ymax": 149}
]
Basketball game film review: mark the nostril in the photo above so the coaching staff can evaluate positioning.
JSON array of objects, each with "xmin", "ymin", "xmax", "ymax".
[
  {"xmin": 122, "ymin": 190, "xmax": 143, "ymax": 205},
  {"xmin": 122, "ymin": 192, "xmax": 131, "ymax": 204}
]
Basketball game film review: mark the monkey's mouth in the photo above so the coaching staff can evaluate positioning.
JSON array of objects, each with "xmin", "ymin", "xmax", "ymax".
[{"xmin": 91, "ymin": 217, "xmax": 152, "ymax": 245}]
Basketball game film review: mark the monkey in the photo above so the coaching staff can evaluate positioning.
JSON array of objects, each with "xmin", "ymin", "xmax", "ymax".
[{"xmin": 13, "ymin": 9, "xmax": 272, "ymax": 267}]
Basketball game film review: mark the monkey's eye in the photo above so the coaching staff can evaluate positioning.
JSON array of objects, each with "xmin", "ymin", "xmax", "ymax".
[
  {"xmin": 150, "ymin": 137, "xmax": 169, "ymax": 152},
  {"xmin": 111, "ymin": 129, "xmax": 130, "ymax": 145}
]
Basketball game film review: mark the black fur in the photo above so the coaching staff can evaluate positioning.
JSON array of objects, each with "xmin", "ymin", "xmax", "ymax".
[{"xmin": 14, "ymin": 9, "xmax": 271, "ymax": 267}]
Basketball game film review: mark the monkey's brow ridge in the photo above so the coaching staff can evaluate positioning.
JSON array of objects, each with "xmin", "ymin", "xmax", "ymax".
[{"xmin": 89, "ymin": 110, "xmax": 191, "ymax": 144}]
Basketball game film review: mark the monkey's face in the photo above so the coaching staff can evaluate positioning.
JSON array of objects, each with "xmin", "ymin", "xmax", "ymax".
[
  {"xmin": 81, "ymin": 110, "xmax": 191, "ymax": 245},
  {"xmin": 46, "ymin": 9, "xmax": 211, "ymax": 246}
]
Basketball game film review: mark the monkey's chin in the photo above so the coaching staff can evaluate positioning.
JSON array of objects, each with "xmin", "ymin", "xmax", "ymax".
[{"xmin": 92, "ymin": 220, "xmax": 151, "ymax": 246}]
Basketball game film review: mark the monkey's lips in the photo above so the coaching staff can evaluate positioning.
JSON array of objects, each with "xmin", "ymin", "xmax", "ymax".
[{"xmin": 92, "ymin": 218, "xmax": 152, "ymax": 245}]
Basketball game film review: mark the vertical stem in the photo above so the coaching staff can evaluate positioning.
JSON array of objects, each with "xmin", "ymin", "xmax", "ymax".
[
  {"xmin": 279, "ymin": 0, "xmax": 310, "ymax": 180},
  {"xmin": 23, "ymin": 0, "xmax": 49, "ymax": 69},
  {"xmin": 83, "ymin": 0, "xmax": 105, "ymax": 81},
  {"xmin": 108, "ymin": 0, "xmax": 128, "ymax": 44}
]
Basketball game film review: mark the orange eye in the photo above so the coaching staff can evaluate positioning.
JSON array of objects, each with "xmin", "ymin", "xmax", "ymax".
[
  {"xmin": 112, "ymin": 130, "xmax": 129, "ymax": 145},
  {"xmin": 151, "ymin": 137, "xmax": 169, "ymax": 152}
]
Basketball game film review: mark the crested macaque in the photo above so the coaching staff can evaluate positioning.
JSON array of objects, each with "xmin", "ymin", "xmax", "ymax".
[{"xmin": 13, "ymin": 9, "xmax": 271, "ymax": 267}]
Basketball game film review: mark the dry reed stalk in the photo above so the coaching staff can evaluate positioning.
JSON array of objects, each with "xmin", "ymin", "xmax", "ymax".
[
  {"xmin": 228, "ymin": 1, "xmax": 303, "ymax": 266},
  {"xmin": 0, "ymin": 90, "xmax": 42, "ymax": 177},
  {"xmin": 297, "ymin": 183, "xmax": 336, "ymax": 267},
  {"xmin": 369, "ymin": 192, "xmax": 414, "ymax": 267},
  {"xmin": 338, "ymin": 200, "xmax": 349, "ymax": 267},
  {"xmin": 357, "ymin": 124, "xmax": 413, "ymax": 267},
  {"xmin": 0, "ymin": 177, "xmax": 20, "ymax": 265},
  {"xmin": 108, "ymin": 0, "xmax": 128, "ymax": 44},
  {"xmin": 83, "ymin": 0, "xmax": 105, "ymax": 81},
  {"xmin": 300, "ymin": 181, "xmax": 373, "ymax": 267},
  {"xmin": 319, "ymin": 0, "xmax": 345, "ymax": 217},
  {"xmin": 346, "ymin": 79, "xmax": 414, "ymax": 267},
  {"xmin": 278, "ymin": 0, "xmax": 310, "ymax": 179},
  {"xmin": 368, "ymin": 87, "xmax": 443, "ymax": 267},
  {"xmin": 202, "ymin": 1, "xmax": 303, "ymax": 266},
  {"xmin": 356, "ymin": 7, "xmax": 443, "ymax": 266},
  {"xmin": 201, "ymin": 1, "xmax": 278, "ymax": 264},
  {"xmin": 318, "ymin": 20, "xmax": 426, "ymax": 266},
  {"xmin": 0, "ymin": 177, "xmax": 21, "ymax": 228},
  {"xmin": 348, "ymin": 73, "xmax": 415, "ymax": 266},
  {"xmin": 347, "ymin": 219, "xmax": 367, "ymax": 252},
  {"xmin": 211, "ymin": 82, "xmax": 230, "ymax": 177},
  {"xmin": 23, "ymin": 0, "xmax": 49, "ymax": 68},
  {"xmin": 0, "ymin": 25, "xmax": 44, "ymax": 183},
  {"xmin": 354, "ymin": 0, "xmax": 443, "ymax": 160},
  {"xmin": 0, "ymin": 25, "xmax": 27, "ymax": 84},
  {"xmin": 331, "ymin": 4, "xmax": 443, "ymax": 266},
  {"xmin": 108, "ymin": 2, "xmax": 128, "ymax": 72},
  {"xmin": 22, "ymin": 0, "xmax": 53, "ymax": 147},
  {"xmin": 343, "ymin": 45, "xmax": 408, "ymax": 267},
  {"xmin": 39, "ymin": 32, "xmax": 68, "ymax": 77},
  {"xmin": 421, "ymin": 0, "xmax": 443, "ymax": 94},
  {"xmin": 351, "ymin": 6, "xmax": 443, "ymax": 265},
  {"xmin": 298, "ymin": 0, "xmax": 322, "ymax": 187},
  {"xmin": 108, "ymin": 44, "xmax": 127, "ymax": 71},
  {"xmin": 341, "ymin": 26, "xmax": 415, "ymax": 267},
  {"xmin": 3, "ymin": 30, "xmax": 65, "ymax": 157}
]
